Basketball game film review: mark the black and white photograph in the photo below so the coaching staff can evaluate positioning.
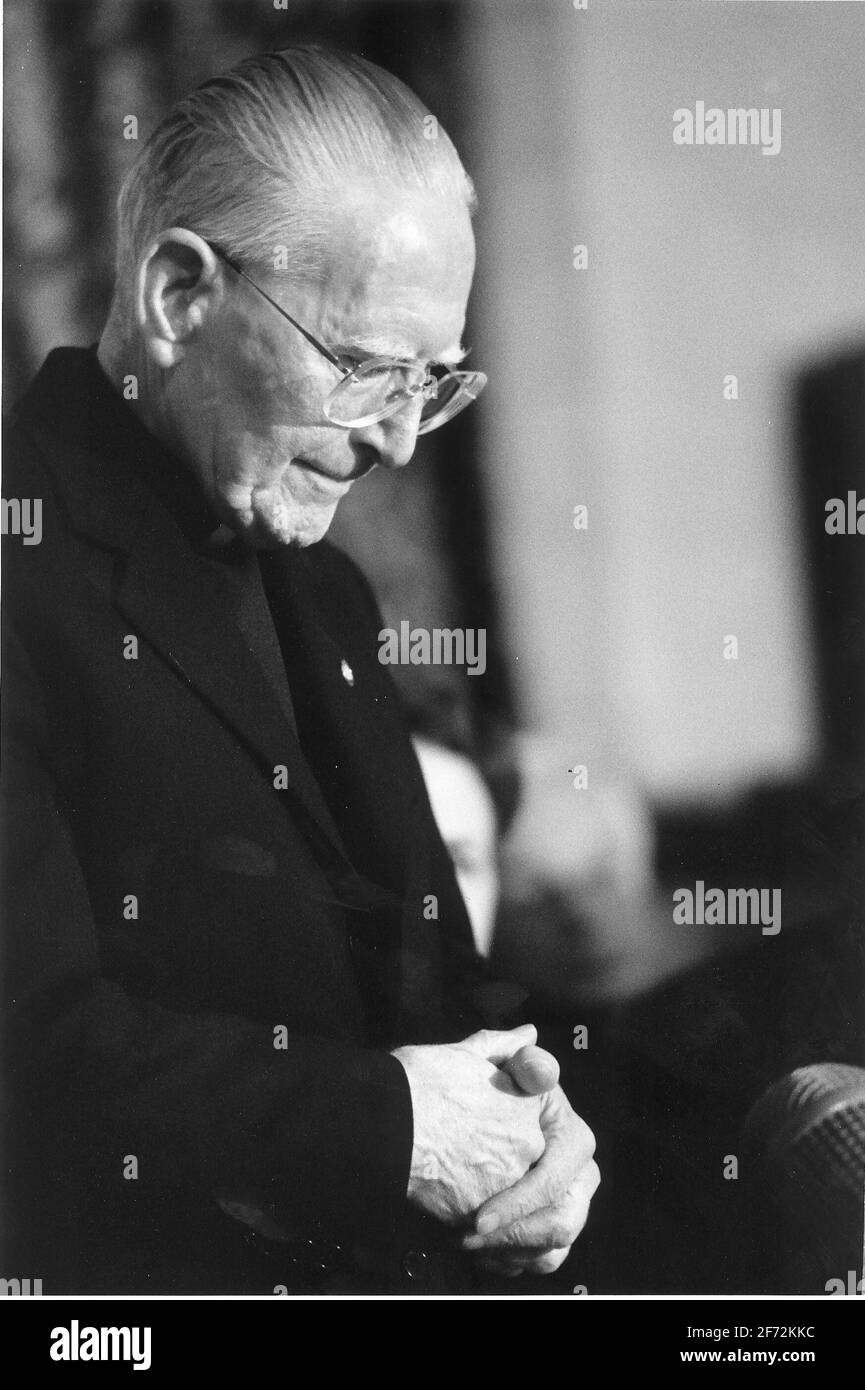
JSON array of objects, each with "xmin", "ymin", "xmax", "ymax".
[{"xmin": 1, "ymin": 0, "xmax": 864, "ymax": 1343}]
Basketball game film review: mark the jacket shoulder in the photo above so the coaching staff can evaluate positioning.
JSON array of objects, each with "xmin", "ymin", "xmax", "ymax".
[{"xmin": 3, "ymin": 407, "xmax": 59, "ymax": 496}]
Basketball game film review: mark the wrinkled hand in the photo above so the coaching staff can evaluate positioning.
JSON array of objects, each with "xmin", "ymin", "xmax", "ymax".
[
  {"xmin": 460, "ymin": 1075, "xmax": 599, "ymax": 1278},
  {"xmin": 393, "ymin": 1024, "xmax": 599, "ymax": 1278},
  {"xmin": 392, "ymin": 1024, "xmax": 547, "ymax": 1226}
]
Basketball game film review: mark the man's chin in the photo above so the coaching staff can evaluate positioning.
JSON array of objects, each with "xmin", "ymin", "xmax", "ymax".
[{"xmin": 251, "ymin": 501, "xmax": 340, "ymax": 550}]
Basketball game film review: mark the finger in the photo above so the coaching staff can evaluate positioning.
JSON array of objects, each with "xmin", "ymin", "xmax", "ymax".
[
  {"xmin": 464, "ymin": 1160, "xmax": 600, "ymax": 1250},
  {"xmin": 476, "ymin": 1256, "xmax": 525, "ymax": 1279},
  {"xmin": 505, "ymin": 1044, "xmax": 560, "ymax": 1095},
  {"xmin": 471, "ymin": 1107, "xmax": 596, "ymax": 1235},
  {"xmin": 516, "ymin": 1246, "xmax": 572, "ymax": 1276},
  {"xmin": 462, "ymin": 1188, "xmax": 590, "ymax": 1254},
  {"xmin": 477, "ymin": 1246, "xmax": 573, "ymax": 1278},
  {"xmin": 458, "ymin": 1024, "xmax": 538, "ymax": 1066}
]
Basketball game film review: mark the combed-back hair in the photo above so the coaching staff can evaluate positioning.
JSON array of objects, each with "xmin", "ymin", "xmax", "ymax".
[{"xmin": 112, "ymin": 44, "xmax": 475, "ymax": 318}]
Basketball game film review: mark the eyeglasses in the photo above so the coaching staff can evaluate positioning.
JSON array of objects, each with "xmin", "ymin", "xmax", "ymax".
[{"xmin": 206, "ymin": 241, "xmax": 487, "ymax": 435}]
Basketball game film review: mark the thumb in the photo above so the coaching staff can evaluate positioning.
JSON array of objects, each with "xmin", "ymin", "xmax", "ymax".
[
  {"xmin": 505, "ymin": 1044, "xmax": 560, "ymax": 1095},
  {"xmin": 459, "ymin": 1023, "xmax": 538, "ymax": 1066}
]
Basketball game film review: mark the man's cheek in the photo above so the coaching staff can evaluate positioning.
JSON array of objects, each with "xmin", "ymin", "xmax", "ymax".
[
  {"xmin": 267, "ymin": 368, "xmax": 330, "ymax": 429},
  {"xmin": 237, "ymin": 352, "xmax": 286, "ymax": 416},
  {"xmin": 215, "ymin": 310, "xmax": 288, "ymax": 412},
  {"xmin": 212, "ymin": 313, "xmax": 328, "ymax": 425}
]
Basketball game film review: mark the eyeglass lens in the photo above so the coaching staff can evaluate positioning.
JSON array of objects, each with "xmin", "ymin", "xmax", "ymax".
[{"xmin": 327, "ymin": 363, "xmax": 481, "ymax": 432}]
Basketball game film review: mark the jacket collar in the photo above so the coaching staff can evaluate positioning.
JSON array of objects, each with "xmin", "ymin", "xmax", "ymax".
[
  {"xmin": 13, "ymin": 345, "xmax": 221, "ymax": 551},
  {"xmin": 15, "ymin": 348, "xmax": 396, "ymax": 909}
]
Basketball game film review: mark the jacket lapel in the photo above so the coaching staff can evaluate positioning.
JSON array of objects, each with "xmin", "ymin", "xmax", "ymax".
[
  {"xmin": 115, "ymin": 493, "xmax": 351, "ymax": 856},
  {"xmin": 16, "ymin": 348, "xmax": 376, "ymax": 891},
  {"xmin": 261, "ymin": 544, "xmax": 428, "ymax": 899}
]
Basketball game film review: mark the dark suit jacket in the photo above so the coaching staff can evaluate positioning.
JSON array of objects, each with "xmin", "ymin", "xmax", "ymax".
[{"xmin": 0, "ymin": 347, "xmax": 500, "ymax": 1294}]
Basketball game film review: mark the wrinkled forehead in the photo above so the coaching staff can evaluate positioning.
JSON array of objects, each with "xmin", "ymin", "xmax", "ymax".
[{"xmin": 311, "ymin": 181, "xmax": 476, "ymax": 360}]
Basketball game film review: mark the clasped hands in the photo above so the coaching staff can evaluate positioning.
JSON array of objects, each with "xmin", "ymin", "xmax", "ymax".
[{"xmin": 392, "ymin": 1023, "xmax": 600, "ymax": 1278}]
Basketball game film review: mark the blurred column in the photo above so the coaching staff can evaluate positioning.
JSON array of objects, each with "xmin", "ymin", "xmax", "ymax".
[{"xmin": 461, "ymin": 0, "xmax": 850, "ymax": 809}]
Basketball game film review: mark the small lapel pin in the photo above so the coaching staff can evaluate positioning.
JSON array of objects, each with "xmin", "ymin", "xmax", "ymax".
[
  {"xmin": 204, "ymin": 523, "xmax": 236, "ymax": 551},
  {"xmin": 340, "ymin": 658, "xmax": 354, "ymax": 686}
]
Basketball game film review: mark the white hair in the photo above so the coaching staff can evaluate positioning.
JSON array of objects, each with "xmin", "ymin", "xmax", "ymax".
[{"xmin": 112, "ymin": 44, "xmax": 476, "ymax": 322}]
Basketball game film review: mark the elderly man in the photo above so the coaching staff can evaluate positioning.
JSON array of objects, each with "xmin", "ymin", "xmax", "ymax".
[{"xmin": 1, "ymin": 45, "xmax": 598, "ymax": 1294}]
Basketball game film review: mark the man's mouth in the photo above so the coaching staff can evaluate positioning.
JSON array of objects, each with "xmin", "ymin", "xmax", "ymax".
[{"xmin": 293, "ymin": 458, "xmax": 355, "ymax": 496}]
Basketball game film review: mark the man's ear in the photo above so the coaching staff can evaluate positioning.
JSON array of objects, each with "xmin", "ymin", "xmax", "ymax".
[{"xmin": 136, "ymin": 228, "xmax": 223, "ymax": 369}]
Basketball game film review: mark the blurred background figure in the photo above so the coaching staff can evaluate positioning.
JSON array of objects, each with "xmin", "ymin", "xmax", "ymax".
[
  {"xmin": 412, "ymin": 736, "xmax": 499, "ymax": 958},
  {"xmin": 494, "ymin": 735, "xmax": 665, "ymax": 1005},
  {"xmin": 397, "ymin": 663, "xmax": 518, "ymax": 959}
]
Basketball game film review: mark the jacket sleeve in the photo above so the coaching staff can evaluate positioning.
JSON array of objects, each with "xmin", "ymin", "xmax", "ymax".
[{"xmin": 1, "ymin": 614, "xmax": 414, "ymax": 1265}]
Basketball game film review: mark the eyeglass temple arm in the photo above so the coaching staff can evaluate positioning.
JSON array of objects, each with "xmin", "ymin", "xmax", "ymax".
[{"xmin": 206, "ymin": 242, "xmax": 348, "ymax": 374}]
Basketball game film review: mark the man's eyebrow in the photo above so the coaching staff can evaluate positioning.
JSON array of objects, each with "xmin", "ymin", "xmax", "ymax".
[
  {"xmin": 436, "ymin": 344, "xmax": 470, "ymax": 367},
  {"xmin": 332, "ymin": 337, "xmax": 469, "ymax": 367}
]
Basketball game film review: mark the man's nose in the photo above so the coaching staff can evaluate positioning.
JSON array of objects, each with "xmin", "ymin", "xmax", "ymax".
[{"xmin": 348, "ymin": 395, "xmax": 424, "ymax": 472}]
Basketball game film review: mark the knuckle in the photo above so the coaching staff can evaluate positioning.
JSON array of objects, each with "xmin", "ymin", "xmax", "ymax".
[
  {"xmin": 566, "ymin": 1110, "xmax": 595, "ymax": 1152},
  {"xmin": 543, "ymin": 1177, "xmax": 564, "ymax": 1211},
  {"xmin": 528, "ymin": 1132, "xmax": 546, "ymax": 1165},
  {"xmin": 502, "ymin": 1221, "xmax": 528, "ymax": 1248},
  {"xmin": 551, "ymin": 1218, "xmax": 575, "ymax": 1248},
  {"xmin": 534, "ymin": 1248, "xmax": 570, "ymax": 1275}
]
